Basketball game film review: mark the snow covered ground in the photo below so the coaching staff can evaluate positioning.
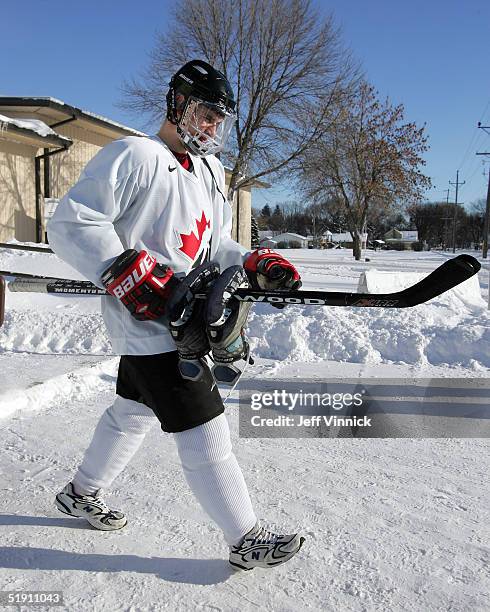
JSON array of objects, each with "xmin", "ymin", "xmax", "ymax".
[{"xmin": 0, "ymin": 245, "xmax": 489, "ymax": 611}]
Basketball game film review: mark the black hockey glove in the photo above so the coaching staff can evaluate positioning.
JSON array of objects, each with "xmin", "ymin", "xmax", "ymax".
[
  {"xmin": 101, "ymin": 249, "xmax": 179, "ymax": 321},
  {"xmin": 165, "ymin": 262, "xmax": 220, "ymax": 361},
  {"xmin": 206, "ymin": 265, "xmax": 253, "ymax": 364}
]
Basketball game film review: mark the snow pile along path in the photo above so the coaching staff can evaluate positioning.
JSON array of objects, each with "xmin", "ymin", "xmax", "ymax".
[
  {"xmin": 0, "ymin": 358, "xmax": 118, "ymax": 420},
  {"xmin": 0, "ymin": 245, "xmax": 111, "ymax": 355},
  {"xmin": 0, "ymin": 305, "xmax": 111, "ymax": 356},
  {"xmin": 247, "ymin": 268, "xmax": 490, "ymax": 370}
]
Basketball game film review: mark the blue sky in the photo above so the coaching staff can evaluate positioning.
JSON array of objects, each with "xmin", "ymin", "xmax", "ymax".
[{"xmin": 2, "ymin": 0, "xmax": 489, "ymax": 210}]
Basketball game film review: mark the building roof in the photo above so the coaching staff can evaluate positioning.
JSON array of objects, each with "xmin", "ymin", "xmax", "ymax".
[
  {"xmin": 0, "ymin": 113, "xmax": 72, "ymax": 148},
  {"xmin": 0, "ymin": 97, "xmax": 146, "ymax": 141},
  {"xmin": 328, "ymin": 232, "xmax": 368, "ymax": 242},
  {"xmin": 384, "ymin": 229, "xmax": 418, "ymax": 241},
  {"xmin": 399, "ymin": 230, "xmax": 418, "ymax": 240},
  {"xmin": 271, "ymin": 232, "xmax": 308, "ymax": 241}
]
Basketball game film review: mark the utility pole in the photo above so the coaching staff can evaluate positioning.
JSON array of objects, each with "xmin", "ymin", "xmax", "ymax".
[
  {"xmin": 476, "ymin": 123, "xmax": 490, "ymax": 259},
  {"xmin": 478, "ymin": 164, "xmax": 490, "ymax": 259},
  {"xmin": 475, "ymin": 123, "xmax": 490, "ymax": 309},
  {"xmin": 442, "ymin": 188, "xmax": 451, "ymax": 250},
  {"xmin": 449, "ymin": 171, "xmax": 465, "ymax": 253}
]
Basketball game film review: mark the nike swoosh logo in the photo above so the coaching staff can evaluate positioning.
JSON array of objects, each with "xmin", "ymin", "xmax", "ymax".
[{"xmin": 169, "ymin": 165, "xmax": 177, "ymax": 172}]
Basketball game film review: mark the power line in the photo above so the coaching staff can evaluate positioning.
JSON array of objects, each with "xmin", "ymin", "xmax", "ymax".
[
  {"xmin": 458, "ymin": 126, "xmax": 483, "ymax": 171},
  {"xmin": 456, "ymin": 98, "xmax": 490, "ymax": 171}
]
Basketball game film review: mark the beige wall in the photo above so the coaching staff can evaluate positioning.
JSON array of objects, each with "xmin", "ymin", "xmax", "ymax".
[
  {"xmin": 0, "ymin": 126, "xmax": 108, "ymax": 243},
  {"xmin": 0, "ymin": 139, "xmax": 37, "ymax": 242},
  {"xmin": 50, "ymin": 124, "xmax": 113, "ymax": 197}
]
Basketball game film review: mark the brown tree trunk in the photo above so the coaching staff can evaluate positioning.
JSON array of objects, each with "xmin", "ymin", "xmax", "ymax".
[{"xmin": 352, "ymin": 234, "xmax": 362, "ymax": 260}]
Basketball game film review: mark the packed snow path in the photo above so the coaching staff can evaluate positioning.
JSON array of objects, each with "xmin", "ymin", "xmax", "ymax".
[{"xmin": 1, "ymin": 375, "xmax": 489, "ymax": 611}]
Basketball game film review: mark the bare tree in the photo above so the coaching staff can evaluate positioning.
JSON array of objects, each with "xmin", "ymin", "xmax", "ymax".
[
  {"xmin": 300, "ymin": 82, "xmax": 432, "ymax": 259},
  {"xmin": 119, "ymin": 0, "xmax": 357, "ymax": 201}
]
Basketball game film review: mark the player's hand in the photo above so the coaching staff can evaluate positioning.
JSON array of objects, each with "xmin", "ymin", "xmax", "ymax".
[
  {"xmin": 244, "ymin": 249, "xmax": 302, "ymax": 291},
  {"xmin": 101, "ymin": 249, "xmax": 179, "ymax": 321}
]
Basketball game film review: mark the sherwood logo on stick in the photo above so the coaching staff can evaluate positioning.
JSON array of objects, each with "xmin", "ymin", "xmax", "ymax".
[{"xmin": 234, "ymin": 295, "xmax": 328, "ymax": 305}]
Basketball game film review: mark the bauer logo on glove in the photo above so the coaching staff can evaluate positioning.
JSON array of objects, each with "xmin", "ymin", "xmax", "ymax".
[{"xmin": 101, "ymin": 249, "xmax": 179, "ymax": 321}]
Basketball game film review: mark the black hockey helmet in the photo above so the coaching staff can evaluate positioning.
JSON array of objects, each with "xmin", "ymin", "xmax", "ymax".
[
  {"xmin": 166, "ymin": 59, "xmax": 236, "ymax": 157},
  {"xmin": 166, "ymin": 59, "xmax": 236, "ymax": 123}
]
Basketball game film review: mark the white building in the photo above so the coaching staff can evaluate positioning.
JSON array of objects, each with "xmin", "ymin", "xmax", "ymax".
[
  {"xmin": 322, "ymin": 231, "xmax": 368, "ymax": 248},
  {"xmin": 383, "ymin": 229, "xmax": 419, "ymax": 250},
  {"xmin": 260, "ymin": 232, "xmax": 308, "ymax": 248}
]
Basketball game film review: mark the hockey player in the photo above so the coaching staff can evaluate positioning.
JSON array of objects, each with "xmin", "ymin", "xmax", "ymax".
[{"xmin": 47, "ymin": 59, "xmax": 304, "ymax": 571}]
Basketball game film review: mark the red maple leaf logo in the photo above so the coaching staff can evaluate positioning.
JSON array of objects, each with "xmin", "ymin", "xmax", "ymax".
[{"xmin": 178, "ymin": 211, "xmax": 211, "ymax": 261}]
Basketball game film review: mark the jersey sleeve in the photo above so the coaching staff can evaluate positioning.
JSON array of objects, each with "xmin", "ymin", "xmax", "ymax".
[{"xmin": 47, "ymin": 139, "xmax": 151, "ymax": 287}]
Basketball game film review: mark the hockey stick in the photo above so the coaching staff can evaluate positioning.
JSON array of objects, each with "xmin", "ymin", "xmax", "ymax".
[{"xmin": 0, "ymin": 255, "xmax": 481, "ymax": 310}]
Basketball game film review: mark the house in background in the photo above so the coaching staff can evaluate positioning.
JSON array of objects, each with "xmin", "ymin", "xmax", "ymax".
[
  {"xmin": 258, "ymin": 230, "xmax": 274, "ymax": 247},
  {"xmin": 322, "ymin": 231, "xmax": 368, "ymax": 249},
  {"xmin": 383, "ymin": 228, "xmax": 419, "ymax": 250},
  {"xmin": 260, "ymin": 232, "xmax": 308, "ymax": 248},
  {"xmin": 0, "ymin": 97, "xmax": 266, "ymax": 249}
]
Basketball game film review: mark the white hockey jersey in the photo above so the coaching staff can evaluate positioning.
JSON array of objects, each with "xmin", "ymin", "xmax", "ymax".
[{"xmin": 47, "ymin": 135, "xmax": 249, "ymax": 355}]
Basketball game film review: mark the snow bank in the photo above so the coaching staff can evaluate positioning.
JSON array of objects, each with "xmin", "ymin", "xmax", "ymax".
[
  {"xmin": 358, "ymin": 269, "xmax": 485, "ymax": 309},
  {"xmin": 247, "ymin": 269, "xmax": 490, "ymax": 369},
  {"xmin": 0, "ymin": 358, "xmax": 117, "ymax": 420},
  {"xmin": 0, "ymin": 307, "xmax": 111, "ymax": 355}
]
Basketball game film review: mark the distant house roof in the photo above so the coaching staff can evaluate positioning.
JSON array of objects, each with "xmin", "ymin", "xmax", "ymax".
[
  {"xmin": 399, "ymin": 230, "xmax": 418, "ymax": 241},
  {"xmin": 260, "ymin": 238, "xmax": 278, "ymax": 246},
  {"xmin": 384, "ymin": 228, "xmax": 418, "ymax": 241},
  {"xmin": 273, "ymin": 232, "xmax": 308, "ymax": 241},
  {"xmin": 328, "ymin": 232, "xmax": 368, "ymax": 242}
]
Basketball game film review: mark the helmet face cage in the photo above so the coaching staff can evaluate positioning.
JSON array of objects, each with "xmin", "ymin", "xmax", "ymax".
[{"xmin": 176, "ymin": 95, "xmax": 236, "ymax": 157}]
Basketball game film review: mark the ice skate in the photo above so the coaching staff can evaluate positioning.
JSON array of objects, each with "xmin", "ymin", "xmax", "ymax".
[
  {"xmin": 229, "ymin": 522, "xmax": 305, "ymax": 571},
  {"xmin": 55, "ymin": 482, "xmax": 127, "ymax": 531}
]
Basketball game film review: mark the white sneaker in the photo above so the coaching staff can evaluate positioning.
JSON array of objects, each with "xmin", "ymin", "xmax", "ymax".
[
  {"xmin": 55, "ymin": 482, "xmax": 127, "ymax": 531},
  {"xmin": 229, "ymin": 523, "xmax": 305, "ymax": 571}
]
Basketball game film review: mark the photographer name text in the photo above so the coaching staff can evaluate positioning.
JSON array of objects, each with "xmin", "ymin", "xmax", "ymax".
[{"xmin": 250, "ymin": 415, "xmax": 372, "ymax": 427}]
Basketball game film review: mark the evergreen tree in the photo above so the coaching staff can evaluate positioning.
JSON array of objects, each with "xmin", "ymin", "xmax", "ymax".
[
  {"xmin": 261, "ymin": 204, "xmax": 272, "ymax": 218},
  {"xmin": 251, "ymin": 215, "xmax": 260, "ymax": 248},
  {"xmin": 270, "ymin": 205, "xmax": 285, "ymax": 232}
]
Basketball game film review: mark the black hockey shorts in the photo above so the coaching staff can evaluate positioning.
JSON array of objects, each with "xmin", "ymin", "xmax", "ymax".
[{"xmin": 115, "ymin": 351, "xmax": 224, "ymax": 433}]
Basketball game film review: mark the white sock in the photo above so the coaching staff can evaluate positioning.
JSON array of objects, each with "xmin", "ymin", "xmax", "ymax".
[
  {"xmin": 72, "ymin": 395, "xmax": 158, "ymax": 494},
  {"xmin": 174, "ymin": 413, "xmax": 257, "ymax": 546}
]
